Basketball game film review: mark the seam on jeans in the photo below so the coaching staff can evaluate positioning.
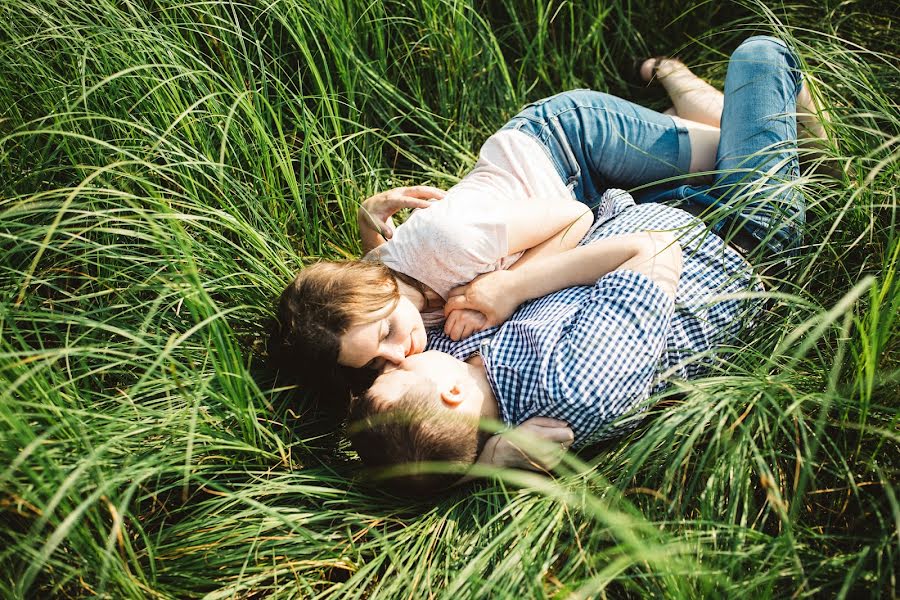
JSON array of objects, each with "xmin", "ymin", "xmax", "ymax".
[
  {"xmin": 504, "ymin": 119, "xmax": 526, "ymax": 132},
  {"xmin": 549, "ymin": 116, "xmax": 581, "ymax": 187}
]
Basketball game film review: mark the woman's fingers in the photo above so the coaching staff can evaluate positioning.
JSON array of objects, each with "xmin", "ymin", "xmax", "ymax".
[
  {"xmin": 444, "ymin": 310, "xmax": 467, "ymax": 341},
  {"xmin": 460, "ymin": 312, "xmax": 483, "ymax": 340},
  {"xmin": 444, "ymin": 285, "xmax": 488, "ymax": 315},
  {"xmin": 359, "ymin": 208, "xmax": 393, "ymax": 239},
  {"xmin": 364, "ymin": 186, "xmax": 444, "ymax": 217},
  {"xmin": 387, "ymin": 186, "xmax": 446, "ymax": 210},
  {"xmin": 401, "ymin": 185, "xmax": 447, "ymax": 200},
  {"xmin": 445, "ymin": 296, "xmax": 499, "ymax": 328},
  {"xmin": 382, "ymin": 195, "xmax": 432, "ymax": 212},
  {"xmin": 444, "ymin": 309, "xmax": 487, "ymax": 340},
  {"xmin": 443, "ymin": 311, "xmax": 459, "ymax": 340},
  {"xmin": 443, "ymin": 293, "xmax": 472, "ymax": 316}
]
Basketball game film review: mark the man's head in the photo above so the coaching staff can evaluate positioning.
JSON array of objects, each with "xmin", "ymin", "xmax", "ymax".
[{"xmin": 348, "ymin": 351, "xmax": 495, "ymax": 496}]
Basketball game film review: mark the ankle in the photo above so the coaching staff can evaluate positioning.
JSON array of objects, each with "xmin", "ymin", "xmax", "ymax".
[{"xmin": 796, "ymin": 82, "xmax": 828, "ymax": 141}]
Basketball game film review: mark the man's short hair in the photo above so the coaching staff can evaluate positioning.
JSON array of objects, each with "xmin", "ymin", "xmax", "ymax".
[{"xmin": 348, "ymin": 379, "xmax": 488, "ymax": 497}]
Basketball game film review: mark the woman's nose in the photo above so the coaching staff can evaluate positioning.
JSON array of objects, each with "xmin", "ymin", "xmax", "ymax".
[{"xmin": 381, "ymin": 344, "xmax": 406, "ymax": 365}]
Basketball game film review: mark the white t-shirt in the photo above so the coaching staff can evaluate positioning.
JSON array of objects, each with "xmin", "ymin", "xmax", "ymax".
[{"xmin": 366, "ymin": 129, "xmax": 572, "ymax": 326}]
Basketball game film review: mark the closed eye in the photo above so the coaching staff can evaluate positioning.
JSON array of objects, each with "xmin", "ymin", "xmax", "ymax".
[{"xmin": 363, "ymin": 321, "xmax": 392, "ymax": 370}]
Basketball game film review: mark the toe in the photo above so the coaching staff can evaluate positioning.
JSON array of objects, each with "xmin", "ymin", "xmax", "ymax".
[{"xmin": 639, "ymin": 58, "xmax": 658, "ymax": 82}]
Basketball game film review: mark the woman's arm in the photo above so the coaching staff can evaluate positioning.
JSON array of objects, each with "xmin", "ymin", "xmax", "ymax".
[
  {"xmin": 508, "ymin": 230, "xmax": 682, "ymax": 301},
  {"xmin": 444, "ymin": 231, "xmax": 682, "ymax": 337},
  {"xmin": 501, "ymin": 197, "xmax": 595, "ymax": 261},
  {"xmin": 508, "ymin": 206, "xmax": 595, "ymax": 271},
  {"xmin": 357, "ymin": 186, "xmax": 446, "ymax": 253}
]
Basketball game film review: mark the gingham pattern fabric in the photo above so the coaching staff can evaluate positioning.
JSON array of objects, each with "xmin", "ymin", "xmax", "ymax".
[{"xmin": 427, "ymin": 189, "xmax": 763, "ymax": 447}]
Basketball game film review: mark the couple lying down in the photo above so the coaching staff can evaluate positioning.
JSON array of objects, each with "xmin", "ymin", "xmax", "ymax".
[{"xmin": 272, "ymin": 37, "xmax": 826, "ymax": 494}]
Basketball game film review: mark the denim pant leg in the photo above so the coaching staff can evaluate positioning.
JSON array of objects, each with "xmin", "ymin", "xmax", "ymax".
[
  {"xmin": 501, "ymin": 90, "xmax": 692, "ymax": 207},
  {"xmin": 711, "ymin": 36, "xmax": 805, "ymax": 258}
]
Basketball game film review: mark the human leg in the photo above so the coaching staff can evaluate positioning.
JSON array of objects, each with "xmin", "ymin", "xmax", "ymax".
[
  {"xmin": 796, "ymin": 82, "xmax": 827, "ymax": 141},
  {"xmin": 639, "ymin": 58, "xmax": 725, "ymax": 128},
  {"xmin": 671, "ymin": 115, "xmax": 720, "ymax": 173},
  {"xmin": 641, "ymin": 55, "xmax": 826, "ymax": 156},
  {"xmin": 502, "ymin": 90, "xmax": 718, "ymax": 207},
  {"xmin": 711, "ymin": 35, "xmax": 806, "ymax": 259}
]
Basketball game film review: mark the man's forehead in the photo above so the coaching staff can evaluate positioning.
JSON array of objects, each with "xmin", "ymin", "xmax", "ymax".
[
  {"xmin": 369, "ymin": 368, "xmax": 416, "ymax": 405},
  {"xmin": 371, "ymin": 364, "xmax": 440, "ymax": 406}
]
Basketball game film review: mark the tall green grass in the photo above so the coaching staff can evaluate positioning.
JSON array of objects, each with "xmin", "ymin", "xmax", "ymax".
[{"xmin": 0, "ymin": 0, "xmax": 896, "ymax": 597}]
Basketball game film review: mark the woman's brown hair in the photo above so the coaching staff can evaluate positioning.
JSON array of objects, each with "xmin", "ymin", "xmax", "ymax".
[{"xmin": 268, "ymin": 260, "xmax": 400, "ymax": 402}]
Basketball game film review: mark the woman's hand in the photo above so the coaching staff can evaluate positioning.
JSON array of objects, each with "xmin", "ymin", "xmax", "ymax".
[
  {"xmin": 443, "ymin": 307, "xmax": 488, "ymax": 341},
  {"xmin": 480, "ymin": 417, "xmax": 575, "ymax": 472},
  {"xmin": 358, "ymin": 185, "xmax": 445, "ymax": 252},
  {"xmin": 444, "ymin": 270, "xmax": 522, "ymax": 330}
]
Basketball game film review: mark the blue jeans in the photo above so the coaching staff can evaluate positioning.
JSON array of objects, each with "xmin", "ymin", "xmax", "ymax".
[{"xmin": 501, "ymin": 36, "xmax": 805, "ymax": 260}]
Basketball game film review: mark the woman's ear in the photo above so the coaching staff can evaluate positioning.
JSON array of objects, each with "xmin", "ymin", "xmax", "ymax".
[{"xmin": 440, "ymin": 383, "xmax": 465, "ymax": 407}]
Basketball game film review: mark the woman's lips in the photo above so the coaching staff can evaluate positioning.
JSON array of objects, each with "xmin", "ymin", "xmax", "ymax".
[{"xmin": 407, "ymin": 329, "xmax": 423, "ymax": 356}]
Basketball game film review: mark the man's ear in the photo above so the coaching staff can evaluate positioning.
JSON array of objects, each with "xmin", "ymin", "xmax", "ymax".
[{"xmin": 440, "ymin": 383, "xmax": 465, "ymax": 407}]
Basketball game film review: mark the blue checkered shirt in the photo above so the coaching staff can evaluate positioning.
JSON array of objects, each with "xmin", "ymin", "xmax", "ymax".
[{"xmin": 426, "ymin": 190, "xmax": 763, "ymax": 447}]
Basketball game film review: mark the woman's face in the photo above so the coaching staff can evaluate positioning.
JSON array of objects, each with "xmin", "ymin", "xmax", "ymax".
[{"xmin": 337, "ymin": 296, "xmax": 427, "ymax": 371}]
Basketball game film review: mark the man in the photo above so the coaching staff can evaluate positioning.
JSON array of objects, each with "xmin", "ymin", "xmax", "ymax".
[{"xmin": 349, "ymin": 37, "xmax": 814, "ymax": 494}]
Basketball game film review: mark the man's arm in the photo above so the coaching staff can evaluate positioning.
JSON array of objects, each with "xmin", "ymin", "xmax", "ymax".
[{"xmin": 444, "ymin": 231, "xmax": 682, "ymax": 335}]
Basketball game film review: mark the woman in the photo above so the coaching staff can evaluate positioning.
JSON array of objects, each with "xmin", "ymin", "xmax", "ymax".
[{"xmin": 273, "ymin": 59, "xmax": 737, "ymax": 368}]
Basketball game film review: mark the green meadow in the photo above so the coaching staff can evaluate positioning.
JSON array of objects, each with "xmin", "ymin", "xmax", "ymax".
[{"xmin": 1, "ymin": 0, "xmax": 897, "ymax": 597}]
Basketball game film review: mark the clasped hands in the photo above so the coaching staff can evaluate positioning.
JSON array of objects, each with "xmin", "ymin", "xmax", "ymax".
[
  {"xmin": 360, "ymin": 186, "xmax": 573, "ymax": 472},
  {"xmin": 443, "ymin": 269, "xmax": 521, "ymax": 341}
]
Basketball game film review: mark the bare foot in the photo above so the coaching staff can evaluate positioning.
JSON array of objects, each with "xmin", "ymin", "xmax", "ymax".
[{"xmin": 640, "ymin": 57, "xmax": 724, "ymax": 128}]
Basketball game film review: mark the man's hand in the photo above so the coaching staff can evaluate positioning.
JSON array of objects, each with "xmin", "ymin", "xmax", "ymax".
[
  {"xmin": 481, "ymin": 417, "xmax": 575, "ymax": 472},
  {"xmin": 444, "ymin": 270, "xmax": 522, "ymax": 329},
  {"xmin": 618, "ymin": 231, "xmax": 683, "ymax": 300},
  {"xmin": 358, "ymin": 185, "xmax": 445, "ymax": 252}
]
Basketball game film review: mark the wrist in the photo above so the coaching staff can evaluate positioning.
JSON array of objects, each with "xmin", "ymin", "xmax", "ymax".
[
  {"xmin": 505, "ymin": 269, "xmax": 531, "ymax": 307},
  {"xmin": 476, "ymin": 435, "xmax": 501, "ymax": 466}
]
